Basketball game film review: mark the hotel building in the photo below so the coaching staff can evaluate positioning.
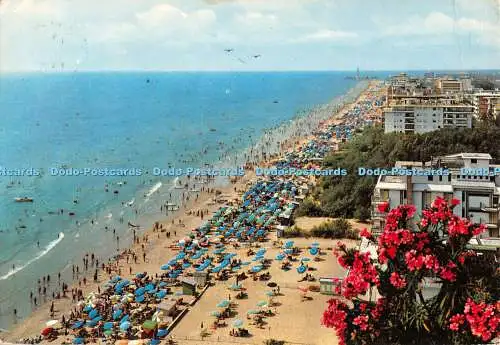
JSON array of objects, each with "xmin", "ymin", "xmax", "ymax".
[
  {"xmin": 371, "ymin": 153, "xmax": 500, "ymax": 239},
  {"xmin": 383, "ymin": 95, "xmax": 473, "ymax": 134}
]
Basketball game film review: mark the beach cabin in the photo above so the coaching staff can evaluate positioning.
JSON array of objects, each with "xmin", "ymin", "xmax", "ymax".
[
  {"xmin": 192, "ymin": 272, "xmax": 208, "ymax": 287},
  {"xmin": 276, "ymin": 225, "xmax": 287, "ymax": 238},
  {"xmin": 157, "ymin": 300, "xmax": 177, "ymax": 317},
  {"xmin": 319, "ymin": 277, "xmax": 339, "ymax": 295},
  {"xmin": 179, "ymin": 277, "xmax": 197, "ymax": 296}
]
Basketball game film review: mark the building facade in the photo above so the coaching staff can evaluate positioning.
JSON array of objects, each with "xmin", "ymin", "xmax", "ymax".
[
  {"xmin": 371, "ymin": 153, "xmax": 500, "ymax": 239},
  {"xmin": 384, "ymin": 96, "xmax": 473, "ymax": 134}
]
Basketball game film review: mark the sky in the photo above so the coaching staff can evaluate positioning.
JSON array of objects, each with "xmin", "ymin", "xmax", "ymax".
[{"xmin": 0, "ymin": 0, "xmax": 499, "ymax": 72}]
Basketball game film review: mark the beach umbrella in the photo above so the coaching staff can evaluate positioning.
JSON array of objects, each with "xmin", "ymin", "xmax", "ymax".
[
  {"xmin": 297, "ymin": 265, "xmax": 306, "ymax": 274},
  {"xmin": 104, "ymin": 329, "xmax": 113, "ymax": 337},
  {"xmin": 135, "ymin": 286, "xmax": 146, "ymax": 296},
  {"xmin": 160, "ymin": 264, "xmax": 170, "ymax": 270},
  {"xmin": 209, "ymin": 311, "xmax": 221, "ymax": 317},
  {"xmin": 120, "ymin": 321, "xmax": 131, "ymax": 331},
  {"xmin": 229, "ymin": 283, "xmax": 241, "ymax": 291},
  {"xmin": 120, "ymin": 315, "xmax": 129, "ymax": 324},
  {"xmin": 83, "ymin": 305, "xmax": 92, "ymax": 313},
  {"xmin": 103, "ymin": 322, "xmax": 114, "ymax": 330},
  {"xmin": 301, "ymin": 257, "xmax": 311, "ymax": 262},
  {"xmin": 266, "ymin": 291, "xmax": 275, "ymax": 297},
  {"xmin": 145, "ymin": 283, "xmax": 155, "ymax": 292},
  {"xmin": 41, "ymin": 327, "xmax": 53, "ymax": 336},
  {"xmin": 298, "ymin": 286, "xmax": 309, "ymax": 294},
  {"xmin": 73, "ymin": 337, "xmax": 84, "ymax": 344},
  {"xmin": 275, "ymin": 254, "xmax": 285, "ymax": 261},
  {"xmin": 136, "ymin": 272, "xmax": 145, "ymax": 279},
  {"xmin": 251, "ymin": 265, "xmax": 262, "ymax": 273},
  {"xmin": 142, "ymin": 320, "xmax": 157, "ymax": 330},
  {"xmin": 71, "ymin": 321, "xmax": 84, "ymax": 329},
  {"xmin": 113, "ymin": 309, "xmax": 123, "ymax": 320},
  {"xmin": 247, "ymin": 309, "xmax": 259, "ymax": 315},
  {"xmin": 309, "ymin": 247, "xmax": 319, "ymax": 256},
  {"xmin": 311, "ymin": 242, "xmax": 320, "ymax": 247},
  {"xmin": 232, "ymin": 319, "xmax": 243, "ymax": 328},
  {"xmin": 155, "ymin": 290, "xmax": 167, "ymax": 299},
  {"xmin": 46, "ymin": 320, "xmax": 59, "ymax": 327},
  {"xmin": 157, "ymin": 329, "xmax": 169, "ymax": 338},
  {"xmin": 88, "ymin": 309, "xmax": 98, "ymax": 319},
  {"xmin": 216, "ymin": 300, "xmax": 230, "ymax": 308},
  {"xmin": 267, "ymin": 282, "xmax": 277, "ymax": 288},
  {"xmin": 257, "ymin": 301, "xmax": 268, "ymax": 307},
  {"xmin": 136, "ymin": 295, "xmax": 145, "ymax": 303}
]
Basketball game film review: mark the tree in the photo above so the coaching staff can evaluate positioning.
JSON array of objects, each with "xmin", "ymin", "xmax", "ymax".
[{"xmin": 322, "ymin": 198, "xmax": 499, "ymax": 345}]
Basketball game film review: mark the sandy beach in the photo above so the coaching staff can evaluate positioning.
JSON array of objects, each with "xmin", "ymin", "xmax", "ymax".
[{"xmin": 2, "ymin": 80, "xmax": 383, "ymax": 345}]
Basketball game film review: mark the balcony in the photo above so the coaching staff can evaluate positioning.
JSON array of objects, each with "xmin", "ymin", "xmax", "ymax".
[{"xmin": 480, "ymin": 202, "xmax": 500, "ymax": 213}]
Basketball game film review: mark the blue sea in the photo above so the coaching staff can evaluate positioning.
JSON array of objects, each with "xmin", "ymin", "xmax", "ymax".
[{"xmin": 0, "ymin": 71, "xmax": 361, "ymax": 330}]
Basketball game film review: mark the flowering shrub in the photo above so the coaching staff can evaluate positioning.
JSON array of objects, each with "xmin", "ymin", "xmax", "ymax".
[{"xmin": 322, "ymin": 197, "xmax": 500, "ymax": 345}]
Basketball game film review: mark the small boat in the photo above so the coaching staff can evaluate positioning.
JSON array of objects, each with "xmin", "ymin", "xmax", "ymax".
[
  {"xmin": 128, "ymin": 222, "xmax": 140, "ymax": 228},
  {"xmin": 15, "ymin": 197, "xmax": 33, "ymax": 203},
  {"xmin": 189, "ymin": 188, "xmax": 201, "ymax": 193}
]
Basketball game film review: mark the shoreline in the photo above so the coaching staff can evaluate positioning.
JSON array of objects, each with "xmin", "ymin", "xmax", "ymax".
[{"xmin": 1, "ymin": 80, "xmax": 376, "ymax": 343}]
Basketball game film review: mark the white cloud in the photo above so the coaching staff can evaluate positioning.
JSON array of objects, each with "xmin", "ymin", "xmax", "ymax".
[
  {"xmin": 2, "ymin": 0, "xmax": 61, "ymax": 17},
  {"xmin": 381, "ymin": 11, "xmax": 500, "ymax": 48},
  {"xmin": 293, "ymin": 29, "xmax": 358, "ymax": 43},
  {"xmin": 234, "ymin": 11, "xmax": 278, "ymax": 28}
]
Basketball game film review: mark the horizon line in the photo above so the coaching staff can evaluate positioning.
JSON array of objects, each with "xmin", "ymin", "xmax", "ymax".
[{"xmin": 1, "ymin": 68, "xmax": 500, "ymax": 74}]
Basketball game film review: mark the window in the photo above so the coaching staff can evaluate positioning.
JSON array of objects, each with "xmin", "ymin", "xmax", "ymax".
[
  {"xmin": 439, "ymin": 175, "xmax": 442, "ymax": 181},
  {"xmin": 471, "ymin": 159, "xmax": 477, "ymax": 163},
  {"xmin": 448, "ymin": 175, "xmax": 451, "ymax": 182},
  {"xmin": 428, "ymin": 175, "xmax": 433, "ymax": 181}
]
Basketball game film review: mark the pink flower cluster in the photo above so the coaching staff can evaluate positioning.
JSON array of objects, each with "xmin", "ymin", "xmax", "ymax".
[
  {"xmin": 322, "ymin": 299, "xmax": 349, "ymax": 345},
  {"xmin": 334, "ymin": 247, "xmax": 379, "ymax": 299},
  {"xmin": 389, "ymin": 272, "xmax": 407, "ymax": 289},
  {"xmin": 449, "ymin": 299, "xmax": 500, "ymax": 342}
]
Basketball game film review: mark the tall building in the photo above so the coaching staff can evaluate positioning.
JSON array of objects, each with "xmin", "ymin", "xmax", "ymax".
[
  {"xmin": 471, "ymin": 92, "xmax": 500, "ymax": 120},
  {"xmin": 435, "ymin": 77, "xmax": 472, "ymax": 94},
  {"xmin": 383, "ymin": 95, "xmax": 473, "ymax": 133},
  {"xmin": 371, "ymin": 153, "xmax": 500, "ymax": 239}
]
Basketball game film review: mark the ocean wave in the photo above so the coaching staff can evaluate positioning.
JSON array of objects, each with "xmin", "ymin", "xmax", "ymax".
[
  {"xmin": 0, "ymin": 232, "xmax": 65, "ymax": 280},
  {"xmin": 144, "ymin": 182, "xmax": 162, "ymax": 198}
]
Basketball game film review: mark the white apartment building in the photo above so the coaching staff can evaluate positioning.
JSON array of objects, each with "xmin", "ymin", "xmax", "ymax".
[
  {"xmin": 371, "ymin": 153, "xmax": 500, "ymax": 239},
  {"xmin": 471, "ymin": 91, "xmax": 500, "ymax": 119},
  {"xmin": 384, "ymin": 96, "xmax": 473, "ymax": 134}
]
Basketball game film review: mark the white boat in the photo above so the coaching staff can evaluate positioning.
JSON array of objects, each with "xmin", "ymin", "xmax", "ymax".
[{"xmin": 15, "ymin": 197, "xmax": 33, "ymax": 203}]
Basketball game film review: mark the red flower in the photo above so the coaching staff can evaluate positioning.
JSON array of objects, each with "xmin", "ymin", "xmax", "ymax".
[
  {"xmin": 451, "ymin": 198, "xmax": 461, "ymax": 206},
  {"xmin": 360, "ymin": 228, "xmax": 372, "ymax": 239},
  {"xmin": 389, "ymin": 272, "xmax": 407, "ymax": 289},
  {"xmin": 353, "ymin": 314, "xmax": 370, "ymax": 331}
]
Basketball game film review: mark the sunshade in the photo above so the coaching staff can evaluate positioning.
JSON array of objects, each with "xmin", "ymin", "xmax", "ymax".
[
  {"xmin": 142, "ymin": 320, "xmax": 157, "ymax": 330},
  {"xmin": 232, "ymin": 319, "xmax": 243, "ymax": 328}
]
